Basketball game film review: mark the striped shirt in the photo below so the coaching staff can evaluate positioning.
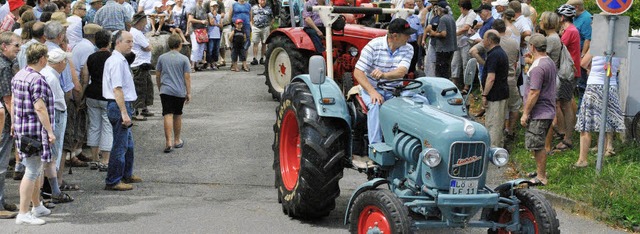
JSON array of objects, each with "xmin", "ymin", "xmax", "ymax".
[
  {"xmin": 0, "ymin": 13, "xmax": 15, "ymax": 32},
  {"xmin": 93, "ymin": 0, "xmax": 131, "ymax": 31},
  {"xmin": 355, "ymin": 36, "xmax": 413, "ymax": 86},
  {"xmin": 12, "ymin": 67, "xmax": 55, "ymax": 161}
]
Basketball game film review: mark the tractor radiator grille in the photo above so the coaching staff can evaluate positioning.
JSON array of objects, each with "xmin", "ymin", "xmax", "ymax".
[{"xmin": 448, "ymin": 142, "xmax": 486, "ymax": 178}]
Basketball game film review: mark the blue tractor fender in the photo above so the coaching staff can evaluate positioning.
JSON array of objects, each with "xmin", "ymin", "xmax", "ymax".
[
  {"xmin": 291, "ymin": 75, "xmax": 352, "ymax": 127},
  {"xmin": 493, "ymin": 179, "xmax": 532, "ymax": 194},
  {"xmin": 343, "ymin": 178, "xmax": 390, "ymax": 225}
]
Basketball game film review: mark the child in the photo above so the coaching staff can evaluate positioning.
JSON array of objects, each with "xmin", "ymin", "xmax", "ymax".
[
  {"xmin": 207, "ymin": 1, "xmax": 222, "ymax": 70},
  {"xmin": 149, "ymin": 1, "xmax": 168, "ymax": 36},
  {"xmin": 164, "ymin": 0, "xmax": 190, "ymax": 44},
  {"xmin": 229, "ymin": 19, "xmax": 249, "ymax": 72}
]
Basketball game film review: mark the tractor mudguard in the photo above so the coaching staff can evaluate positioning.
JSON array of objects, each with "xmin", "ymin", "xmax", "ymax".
[
  {"xmin": 291, "ymin": 75, "xmax": 352, "ymax": 127},
  {"xmin": 344, "ymin": 178, "xmax": 389, "ymax": 225},
  {"xmin": 266, "ymin": 28, "xmax": 316, "ymax": 52},
  {"xmin": 493, "ymin": 179, "xmax": 531, "ymax": 194}
]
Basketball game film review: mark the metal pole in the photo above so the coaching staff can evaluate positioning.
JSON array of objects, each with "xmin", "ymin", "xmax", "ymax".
[
  {"xmin": 326, "ymin": 24, "xmax": 333, "ymax": 79},
  {"xmin": 596, "ymin": 15, "xmax": 617, "ymax": 175}
]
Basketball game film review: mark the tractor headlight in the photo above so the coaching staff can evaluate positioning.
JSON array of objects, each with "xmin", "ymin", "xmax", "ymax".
[
  {"xmin": 490, "ymin": 148, "xmax": 509, "ymax": 167},
  {"xmin": 348, "ymin": 47, "xmax": 358, "ymax": 57},
  {"xmin": 421, "ymin": 148, "xmax": 441, "ymax": 167}
]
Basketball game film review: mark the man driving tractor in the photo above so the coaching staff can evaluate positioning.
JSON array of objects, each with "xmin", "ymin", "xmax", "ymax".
[{"xmin": 354, "ymin": 18, "xmax": 416, "ymax": 144}]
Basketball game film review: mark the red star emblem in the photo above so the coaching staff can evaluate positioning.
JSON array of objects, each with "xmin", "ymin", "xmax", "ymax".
[{"xmin": 279, "ymin": 63, "xmax": 287, "ymax": 76}]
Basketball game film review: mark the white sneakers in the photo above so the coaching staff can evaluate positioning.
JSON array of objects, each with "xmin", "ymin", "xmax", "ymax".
[
  {"xmin": 15, "ymin": 202, "xmax": 51, "ymax": 225},
  {"xmin": 31, "ymin": 202, "xmax": 51, "ymax": 218},
  {"xmin": 15, "ymin": 212, "xmax": 45, "ymax": 225}
]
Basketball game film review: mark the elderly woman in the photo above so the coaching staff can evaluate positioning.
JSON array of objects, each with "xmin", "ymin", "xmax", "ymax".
[
  {"xmin": 66, "ymin": 2, "xmax": 86, "ymax": 49},
  {"xmin": 573, "ymin": 50, "xmax": 625, "ymax": 168},
  {"xmin": 187, "ymin": 0, "xmax": 208, "ymax": 71},
  {"xmin": 451, "ymin": 0, "xmax": 475, "ymax": 92},
  {"xmin": 13, "ymin": 43, "xmax": 55, "ymax": 225}
]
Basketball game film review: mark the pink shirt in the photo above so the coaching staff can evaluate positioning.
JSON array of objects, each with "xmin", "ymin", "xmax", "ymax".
[{"xmin": 561, "ymin": 24, "xmax": 581, "ymax": 78}]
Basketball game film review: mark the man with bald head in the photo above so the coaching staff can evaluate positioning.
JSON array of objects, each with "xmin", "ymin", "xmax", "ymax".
[{"xmin": 480, "ymin": 29, "xmax": 509, "ymax": 147}]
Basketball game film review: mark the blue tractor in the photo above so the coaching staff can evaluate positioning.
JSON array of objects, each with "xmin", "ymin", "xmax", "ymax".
[{"xmin": 272, "ymin": 53, "xmax": 560, "ymax": 233}]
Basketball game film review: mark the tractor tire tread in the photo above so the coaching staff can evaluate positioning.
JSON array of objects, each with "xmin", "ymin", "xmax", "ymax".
[{"xmin": 348, "ymin": 189, "xmax": 412, "ymax": 234}]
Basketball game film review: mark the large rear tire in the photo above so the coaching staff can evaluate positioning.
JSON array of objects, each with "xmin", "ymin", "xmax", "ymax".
[
  {"xmin": 273, "ymin": 81, "xmax": 348, "ymax": 219},
  {"xmin": 348, "ymin": 189, "xmax": 412, "ymax": 234},
  {"xmin": 265, "ymin": 36, "xmax": 308, "ymax": 101},
  {"xmin": 485, "ymin": 189, "xmax": 560, "ymax": 234}
]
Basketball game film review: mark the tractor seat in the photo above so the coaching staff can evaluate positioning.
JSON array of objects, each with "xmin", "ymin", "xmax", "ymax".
[{"xmin": 346, "ymin": 85, "xmax": 368, "ymax": 114}]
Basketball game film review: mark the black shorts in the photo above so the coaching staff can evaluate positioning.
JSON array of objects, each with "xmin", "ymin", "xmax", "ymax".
[{"xmin": 160, "ymin": 94, "xmax": 186, "ymax": 116}]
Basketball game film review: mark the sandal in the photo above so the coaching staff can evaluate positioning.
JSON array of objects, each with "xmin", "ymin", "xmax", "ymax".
[
  {"xmin": 51, "ymin": 192, "xmax": 74, "ymax": 204},
  {"xmin": 553, "ymin": 140, "xmax": 573, "ymax": 151},
  {"xmin": 242, "ymin": 66, "xmax": 250, "ymax": 72},
  {"xmin": 460, "ymin": 89, "xmax": 469, "ymax": 95},
  {"xmin": 552, "ymin": 127, "xmax": 565, "ymax": 141},
  {"xmin": 59, "ymin": 182, "xmax": 80, "ymax": 191},
  {"xmin": 132, "ymin": 115, "xmax": 147, "ymax": 121},
  {"xmin": 75, "ymin": 153, "xmax": 92, "ymax": 162},
  {"xmin": 66, "ymin": 157, "xmax": 88, "ymax": 167},
  {"xmin": 526, "ymin": 172, "xmax": 537, "ymax": 178},
  {"xmin": 90, "ymin": 162, "xmax": 107, "ymax": 170},
  {"xmin": 164, "ymin": 146, "xmax": 173, "ymax": 153},
  {"xmin": 529, "ymin": 178, "xmax": 547, "ymax": 186},
  {"xmin": 98, "ymin": 163, "xmax": 108, "ymax": 172},
  {"xmin": 42, "ymin": 200, "xmax": 56, "ymax": 209},
  {"xmin": 174, "ymin": 140, "xmax": 184, "ymax": 148},
  {"xmin": 573, "ymin": 161, "xmax": 588, "ymax": 168}
]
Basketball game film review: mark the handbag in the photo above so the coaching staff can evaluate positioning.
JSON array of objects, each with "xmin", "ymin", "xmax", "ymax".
[
  {"xmin": 194, "ymin": 28, "xmax": 209, "ymax": 43},
  {"xmin": 20, "ymin": 135, "xmax": 42, "ymax": 155}
]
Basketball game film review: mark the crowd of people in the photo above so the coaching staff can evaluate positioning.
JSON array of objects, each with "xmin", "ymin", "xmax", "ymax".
[
  {"xmin": 0, "ymin": 0, "xmax": 626, "ymax": 227},
  {"xmin": 377, "ymin": 0, "xmax": 624, "ymax": 187},
  {"xmin": 0, "ymin": 0, "xmax": 226, "ymax": 225}
]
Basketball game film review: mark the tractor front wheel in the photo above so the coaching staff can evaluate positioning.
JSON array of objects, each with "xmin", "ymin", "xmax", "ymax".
[
  {"xmin": 486, "ymin": 189, "xmax": 560, "ymax": 234},
  {"xmin": 265, "ymin": 36, "xmax": 308, "ymax": 101},
  {"xmin": 349, "ymin": 189, "xmax": 411, "ymax": 234},
  {"xmin": 273, "ymin": 81, "xmax": 348, "ymax": 219}
]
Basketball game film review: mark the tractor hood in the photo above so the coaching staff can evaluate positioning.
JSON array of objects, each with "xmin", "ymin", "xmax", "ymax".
[
  {"xmin": 341, "ymin": 24, "xmax": 388, "ymax": 40},
  {"xmin": 379, "ymin": 96, "xmax": 489, "ymax": 145}
]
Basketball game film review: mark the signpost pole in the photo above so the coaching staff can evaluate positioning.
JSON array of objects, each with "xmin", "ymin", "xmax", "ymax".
[{"xmin": 596, "ymin": 15, "xmax": 618, "ymax": 175}]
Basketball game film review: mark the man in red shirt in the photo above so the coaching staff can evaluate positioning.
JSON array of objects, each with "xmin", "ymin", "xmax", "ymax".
[{"xmin": 553, "ymin": 4, "xmax": 580, "ymax": 151}]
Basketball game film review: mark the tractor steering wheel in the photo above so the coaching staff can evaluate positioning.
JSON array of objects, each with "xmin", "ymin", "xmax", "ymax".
[{"xmin": 376, "ymin": 79, "xmax": 423, "ymax": 97}]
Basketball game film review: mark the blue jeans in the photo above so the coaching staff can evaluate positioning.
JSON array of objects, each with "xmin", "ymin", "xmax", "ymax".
[
  {"xmin": 361, "ymin": 88, "xmax": 428, "ymax": 144},
  {"xmin": 53, "ymin": 110, "xmax": 67, "ymax": 170},
  {"xmin": 207, "ymin": 38, "xmax": 221, "ymax": 64},
  {"xmin": 303, "ymin": 27, "xmax": 325, "ymax": 53},
  {"xmin": 105, "ymin": 101, "xmax": 135, "ymax": 186}
]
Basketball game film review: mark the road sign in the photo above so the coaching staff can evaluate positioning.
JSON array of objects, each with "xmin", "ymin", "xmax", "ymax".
[
  {"xmin": 597, "ymin": 0, "xmax": 634, "ymax": 15},
  {"xmin": 590, "ymin": 14, "xmax": 629, "ymax": 58}
]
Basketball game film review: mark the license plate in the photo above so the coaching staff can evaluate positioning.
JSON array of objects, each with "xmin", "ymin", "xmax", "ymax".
[{"xmin": 449, "ymin": 179, "xmax": 478, "ymax": 195}]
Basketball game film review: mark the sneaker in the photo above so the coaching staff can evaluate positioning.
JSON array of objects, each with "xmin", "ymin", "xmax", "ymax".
[
  {"xmin": 104, "ymin": 182, "xmax": 133, "ymax": 191},
  {"xmin": 15, "ymin": 213, "xmax": 45, "ymax": 225},
  {"xmin": 259, "ymin": 58, "xmax": 264, "ymax": 65},
  {"xmin": 122, "ymin": 175, "xmax": 143, "ymax": 184},
  {"xmin": 31, "ymin": 202, "xmax": 51, "ymax": 217},
  {"xmin": 250, "ymin": 58, "xmax": 258, "ymax": 65}
]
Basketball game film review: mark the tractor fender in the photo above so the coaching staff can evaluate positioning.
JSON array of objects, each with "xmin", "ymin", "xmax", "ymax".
[
  {"xmin": 291, "ymin": 75, "xmax": 351, "ymax": 127},
  {"xmin": 493, "ymin": 179, "xmax": 531, "ymax": 194},
  {"xmin": 344, "ymin": 178, "xmax": 390, "ymax": 225},
  {"xmin": 266, "ymin": 28, "xmax": 316, "ymax": 52}
]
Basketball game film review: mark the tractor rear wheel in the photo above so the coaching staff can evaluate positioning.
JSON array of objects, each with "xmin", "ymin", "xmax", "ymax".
[
  {"xmin": 265, "ymin": 36, "xmax": 308, "ymax": 101},
  {"xmin": 348, "ymin": 189, "xmax": 411, "ymax": 234},
  {"xmin": 485, "ymin": 189, "xmax": 560, "ymax": 234},
  {"xmin": 273, "ymin": 81, "xmax": 348, "ymax": 219}
]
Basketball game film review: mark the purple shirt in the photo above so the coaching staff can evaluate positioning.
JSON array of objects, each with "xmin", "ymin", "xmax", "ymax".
[
  {"xmin": 12, "ymin": 67, "xmax": 55, "ymax": 161},
  {"xmin": 303, "ymin": 0, "xmax": 323, "ymax": 27},
  {"xmin": 526, "ymin": 56, "xmax": 556, "ymax": 120}
]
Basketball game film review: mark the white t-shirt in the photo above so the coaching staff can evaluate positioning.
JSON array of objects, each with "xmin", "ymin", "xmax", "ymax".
[
  {"xmin": 139, "ymin": 0, "xmax": 159, "ymax": 14},
  {"xmin": 587, "ymin": 56, "xmax": 621, "ymax": 86},
  {"xmin": 41, "ymin": 66, "xmax": 68, "ymax": 111},
  {"xmin": 514, "ymin": 15, "xmax": 532, "ymax": 35},
  {"xmin": 66, "ymin": 15, "xmax": 83, "ymax": 50},
  {"xmin": 455, "ymin": 10, "xmax": 476, "ymax": 47},
  {"xmin": 130, "ymin": 27, "xmax": 152, "ymax": 67}
]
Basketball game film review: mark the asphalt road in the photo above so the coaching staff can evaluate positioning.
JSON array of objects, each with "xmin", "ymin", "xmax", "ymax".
[{"xmin": 1, "ymin": 65, "xmax": 629, "ymax": 233}]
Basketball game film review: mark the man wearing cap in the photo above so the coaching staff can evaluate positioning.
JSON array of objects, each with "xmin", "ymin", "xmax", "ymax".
[
  {"xmin": 474, "ymin": 3, "xmax": 494, "ymax": 40},
  {"xmin": 567, "ymin": 0, "xmax": 591, "ymax": 104},
  {"xmin": 0, "ymin": 31, "xmax": 21, "ymax": 219},
  {"xmin": 0, "ymin": 0, "xmax": 25, "ymax": 33},
  {"xmin": 130, "ymin": 11, "xmax": 155, "ymax": 120},
  {"xmin": 85, "ymin": 0, "xmax": 103, "ymax": 24},
  {"xmin": 103, "ymin": 30, "xmax": 142, "ymax": 191},
  {"xmin": 40, "ymin": 48, "xmax": 76, "ymax": 204},
  {"xmin": 94, "ymin": 0, "xmax": 131, "ymax": 31},
  {"xmin": 480, "ymin": 30, "xmax": 509, "ymax": 147},
  {"xmin": 354, "ymin": 18, "xmax": 415, "ymax": 144},
  {"xmin": 425, "ymin": 1, "xmax": 455, "ymax": 78},
  {"xmin": 521, "ymin": 33, "xmax": 557, "ymax": 186},
  {"xmin": 490, "ymin": 0, "xmax": 507, "ymax": 18}
]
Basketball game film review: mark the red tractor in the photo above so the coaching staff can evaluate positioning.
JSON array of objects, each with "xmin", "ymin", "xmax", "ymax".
[{"xmin": 264, "ymin": 6, "xmax": 418, "ymax": 101}]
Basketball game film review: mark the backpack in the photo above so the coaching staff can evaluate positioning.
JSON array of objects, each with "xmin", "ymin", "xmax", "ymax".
[{"xmin": 556, "ymin": 44, "xmax": 575, "ymax": 81}]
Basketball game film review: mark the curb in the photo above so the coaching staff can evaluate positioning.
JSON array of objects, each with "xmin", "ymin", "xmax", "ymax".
[{"xmin": 535, "ymin": 189, "xmax": 609, "ymax": 224}]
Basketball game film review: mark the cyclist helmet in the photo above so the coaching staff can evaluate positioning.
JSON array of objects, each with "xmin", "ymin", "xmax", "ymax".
[{"xmin": 556, "ymin": 4, "xmax": 576, "ymax": 18}]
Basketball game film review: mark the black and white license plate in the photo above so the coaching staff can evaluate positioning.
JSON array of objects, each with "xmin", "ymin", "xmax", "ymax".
[{"xmin": 449, "ymin": 179, "xmax": 478, "ymax": 195}]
